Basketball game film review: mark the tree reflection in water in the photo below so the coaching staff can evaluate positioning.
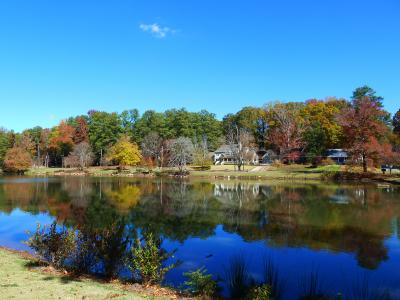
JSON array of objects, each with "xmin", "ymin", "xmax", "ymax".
[{"xmin": 1, "ymin": 177, "xmax": 400, "ymax": 295}]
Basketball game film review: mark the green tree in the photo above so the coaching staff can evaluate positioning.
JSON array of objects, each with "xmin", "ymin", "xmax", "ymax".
[
  {"xmin": 133, "ymin": 110, "xmax": 170, "ymax": 143},
  {"xmin": 88, "ymin": 111, "xmax": 123, "ymax": 161},
  {"xmin": 0, "ymin": 129, "xmax": 13, "ymax": 168},
  {"xmin": 352, "ymin": 85, "xmax": 384, "ymax": 107},
  {"xmin": 303, "ymin": 123, "xmax": 326, "ymax": 163},
  {"xmin": 393, "ymin": 109, "xmax": 400, "ymax": 136},
  {"xmin": 120, "ymin": 109, "xmax": 139, "ymax": 138},
  {"xmin": 191, "ymin": 110, "xmax": 222, "ymax": 151},
  {"xmin": 230, "ymin": 107, "xmax": 268, "ymax": 148},
  {"xmin": 24, "ymin": 126, "xmax": 43, "ymax": 166},
  {"xmin": 352, "ymin": 86, "xmax": 391, "ymax": 126},
  {"xmin": 165, "ymin": 108, "xmax": 194, "ymax": 138}
]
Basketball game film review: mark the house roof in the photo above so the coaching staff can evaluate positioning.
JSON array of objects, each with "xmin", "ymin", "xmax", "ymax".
[
  {"xmin": 327, "ymin": 149, "xmax": 348, "ymax": 158},
  {"xmin": 214, "ymin": 144, "xmax": 236, "ymax": 154}
]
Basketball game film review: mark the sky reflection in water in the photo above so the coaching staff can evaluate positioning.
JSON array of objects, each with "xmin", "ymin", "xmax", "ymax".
[{"xmin": 1, "ymin": 177, "xmax": 400, "ymax": 299}]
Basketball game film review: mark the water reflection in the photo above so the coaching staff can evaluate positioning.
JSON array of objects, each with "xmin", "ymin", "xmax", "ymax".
[{"xmin": 1, "ymin": 177, "xmax": 400, "ymax": 297}]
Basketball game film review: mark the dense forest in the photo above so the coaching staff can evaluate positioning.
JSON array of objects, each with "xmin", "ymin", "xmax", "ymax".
[{"xmin": 1, "ymin": 85, "xmax": 400, "ymax": 172}]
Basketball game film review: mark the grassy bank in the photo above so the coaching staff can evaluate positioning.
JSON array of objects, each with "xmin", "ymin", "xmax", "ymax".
[
  {"xmin": 24, "ymin": 164, "xmax": 331, "ymax": 179},
  {"xmin": 22, "ymin": 164, "xmax": 400, "ymax": 183},
  {"xmin": 0, "ymin": 248, "xmax": 172, "ymax": 300}
]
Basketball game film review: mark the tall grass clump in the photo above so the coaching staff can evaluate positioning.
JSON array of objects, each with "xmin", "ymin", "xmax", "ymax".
[
  {"xmin": 224, "ymin": 254, "xmax": 252, "ymax": 299},
  {"xmin": 263, "ymin": 257, "xmax": 284, "ymax": 300},
  {"xmin": 348, "ymin": 273, "xmax": 395, "ymax": 300},
  {"xmin": 298, "ymin": 269, "xmax": 330, "ymax": 300}
]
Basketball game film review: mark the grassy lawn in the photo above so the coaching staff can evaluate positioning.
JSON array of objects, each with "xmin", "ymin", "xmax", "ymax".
[
  {"xmin": 189, "ymin": 164, "xmax": 327, "ymax": 180},
  {"xmin": 22, "ymin": 164, "xmax": 400, "ymax": 183},
  {"xmin": 0, "ymin": 248, "xmax": 164, "ymax": 300}
]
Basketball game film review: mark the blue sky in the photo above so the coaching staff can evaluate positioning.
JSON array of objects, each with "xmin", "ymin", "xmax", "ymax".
[{"xmin": 0, "ymin": 0, "xmax": 399, "ymax": 132}]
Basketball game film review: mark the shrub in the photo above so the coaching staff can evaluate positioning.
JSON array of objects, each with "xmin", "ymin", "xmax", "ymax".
[
  {"xmin": 311, "ymin": 156, "xmax": 323, "ymax": 167},
  {"xmin": 71, "ymin": 231, "xmax": 97, "ymax": 274},
  {"xmin": 127, "ymin": 232, "xmax": 178, "ymax": 285},
  {"xmin": 249, "ymin": 284, "xmax": 272, "ymax": 300},
  {"xmin": 26, "ymin": 222, "xmax": 76, "ymax": 269},
  {"xmin": 183, "ymin": 267, "xmax": 219, "ymax": 298},
  {"xmin": 321, "ymin": 158, "xmax": 335, "ymax": 166}
]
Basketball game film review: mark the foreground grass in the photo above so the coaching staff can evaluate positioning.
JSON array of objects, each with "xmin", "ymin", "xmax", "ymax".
[{"xmin": 0, "ymin": 248, "xmax": 161, "ymax": 300}]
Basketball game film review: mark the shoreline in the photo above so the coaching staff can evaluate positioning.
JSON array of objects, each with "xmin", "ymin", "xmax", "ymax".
[
  {"xmin": 0, "ymin": 246, "xmax": 185, "ymax": 300},
  {"xmin": 14, "ymin": 165, "xmax": 400, "ymax": 185}
]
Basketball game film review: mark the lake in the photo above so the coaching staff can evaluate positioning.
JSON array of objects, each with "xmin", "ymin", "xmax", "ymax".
[{"xmin": 1, "ymin": 176, "xmax": 400, "ymax": 299}]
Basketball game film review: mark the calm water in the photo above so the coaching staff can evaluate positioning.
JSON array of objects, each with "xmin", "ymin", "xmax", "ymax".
[{"xmin": 1, "ymin": 176, "xmax": 400, "ymax": 299}]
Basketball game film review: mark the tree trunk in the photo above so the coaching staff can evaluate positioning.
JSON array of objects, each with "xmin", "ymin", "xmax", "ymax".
[{"xmin": 362, "ymin": 153, "xmax": 367, "ymax": 172}]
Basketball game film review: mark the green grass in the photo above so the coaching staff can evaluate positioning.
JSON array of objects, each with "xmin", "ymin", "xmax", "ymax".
[
  {"xmin": 21, "ymin": 164, "xmax": 400, "ymax": 184},
  {"xmin": 25, "ymin": 167, "xmax": 138, "ymax": 177},
  {"xmin": 21, "ymin": 164, "xmax": 347, "ymax": 181},
  {"xmin": 0, "ymin": 248, "xmax": 163, "ymax": 300},
  {"xmin": 303, "ymin": 165, "xmax": 342, "ymax": 173},
  {"xmin": 189, "ymin": 164, "xmax": 325, "ymax": 180}
]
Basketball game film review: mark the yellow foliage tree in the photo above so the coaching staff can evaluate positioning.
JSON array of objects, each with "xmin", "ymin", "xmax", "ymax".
[
  {"xmin": 107, "ymin": 136, "xmax": 142, "ymax": 168},
  {"xmin": 301, "ymin": 98, "xmax": 346, "ymax": 148}
]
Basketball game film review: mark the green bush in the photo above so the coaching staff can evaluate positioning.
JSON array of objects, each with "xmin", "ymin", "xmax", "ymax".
[
  {"xmin": 127, "ymin": 232, "xmax": 178, "ymax": 285},
  {"xmin": 26, "ymin": 221, "xmax": 76, "ymax": 269},
  {"xmin": 183, "ymin": 267, "xmax": 219, "ymax": 298}
]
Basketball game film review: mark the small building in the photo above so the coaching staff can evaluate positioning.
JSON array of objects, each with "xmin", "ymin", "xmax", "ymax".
[
  {"xmin": 326, "ymin": 149, "xmax": 348, "ymax": 164},
  {"xmin": 213, "ymin": 144, "xmax": 258, "ymax": 165},
  {"xmin": 213, "ymin": 145, "xmax": 235, "ymax": 164},
  {"xmin": 257, "ymin": 149, "xmax": 278, "ymax": 164}
]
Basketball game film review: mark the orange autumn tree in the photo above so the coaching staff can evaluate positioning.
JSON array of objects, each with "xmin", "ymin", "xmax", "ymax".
[
  {"xmin": 49, "ymin": 121, "xmax": 75, "ymax": 165},
  {"xmin": 3, "ymin": 147, "xmax": 32, "ymax": 174},
  {"xmin": 73, "ymin": 117, "xmax": 89, "ymax": 144}
]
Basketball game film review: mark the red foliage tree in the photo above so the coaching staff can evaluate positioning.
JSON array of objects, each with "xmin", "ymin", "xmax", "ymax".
[
  {"xmin": 338, "ymin": 97, "xmax": 389, "ymax": 172},
  {"xmin": 50, "ymin": 121, "xmax": 75, "ymax": 159},
  {"xmin": 267, "ymin": 103, "xmax": 305, "ymax": 163},
  {"xmin": 73, "ymin": 117, "xmax": 89, "ymax": 144}
]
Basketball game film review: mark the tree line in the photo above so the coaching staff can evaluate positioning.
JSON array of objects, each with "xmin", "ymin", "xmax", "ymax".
[{"xmin": 1, "ymin": 85, "xmax": 400, "ymax": 173}]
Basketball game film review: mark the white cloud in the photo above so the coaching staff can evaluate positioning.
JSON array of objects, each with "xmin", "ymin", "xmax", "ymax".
[{"xmin": 139, "ymin": 23, "xmax": 174, "ymax": 38}]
